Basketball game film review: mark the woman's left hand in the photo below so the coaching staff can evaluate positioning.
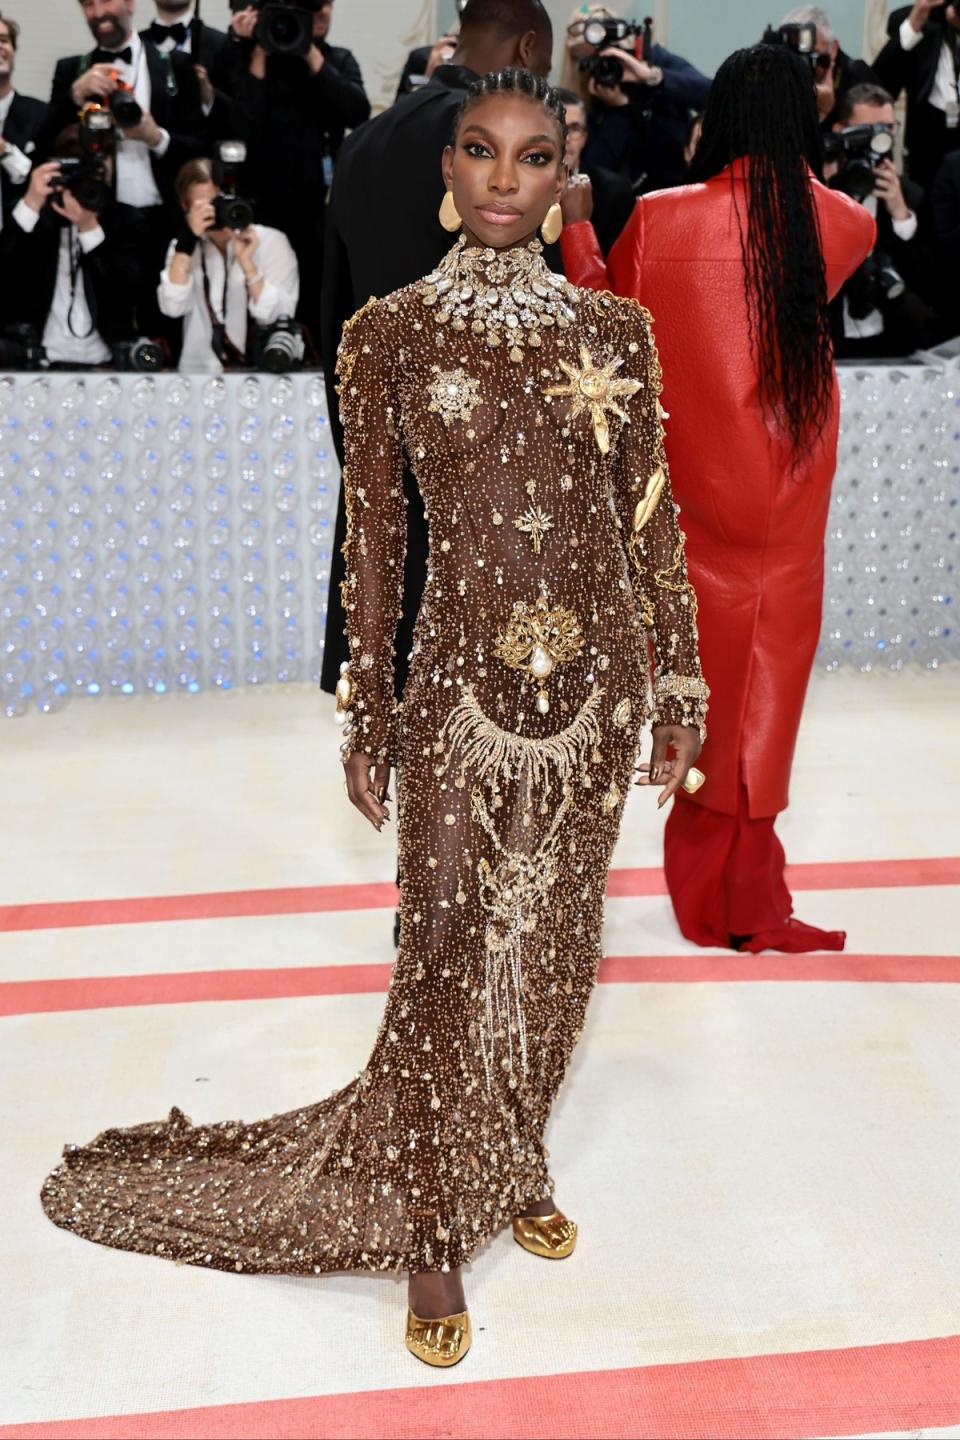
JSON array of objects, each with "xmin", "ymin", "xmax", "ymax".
[{"xmin": 635, "ymin": 724, "xmax": 702, "ymax": 808}]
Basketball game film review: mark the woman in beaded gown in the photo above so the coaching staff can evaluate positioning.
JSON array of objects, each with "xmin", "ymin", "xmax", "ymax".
[{"xmin": 40, "ymin": 72, "xmax": 708, "ymax": 1367}]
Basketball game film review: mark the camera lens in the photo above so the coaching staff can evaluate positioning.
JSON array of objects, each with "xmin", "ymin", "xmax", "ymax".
[
  {"xmin": 583, "ymin": 19, "xmax": 609, "ymax": 46},
  {"xmin": 592, "ymin": 54, "xmax": 625, "ymax": 87}
]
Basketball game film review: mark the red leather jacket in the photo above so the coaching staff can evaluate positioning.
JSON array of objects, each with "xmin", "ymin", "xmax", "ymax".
[{"xmin": 561, "ymin": 167, "xmax": 875, "ymax": 817}]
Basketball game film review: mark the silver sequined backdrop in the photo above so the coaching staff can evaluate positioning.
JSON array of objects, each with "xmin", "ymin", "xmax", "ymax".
[{"xmin": 0, "ymin": 362, "xmax": 956, "ymax": 717}]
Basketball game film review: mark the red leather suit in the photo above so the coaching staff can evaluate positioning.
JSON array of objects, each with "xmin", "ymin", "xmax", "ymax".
[{"xmin": 561, "ymin": 166, "xmax": 875, "ymax": 820}]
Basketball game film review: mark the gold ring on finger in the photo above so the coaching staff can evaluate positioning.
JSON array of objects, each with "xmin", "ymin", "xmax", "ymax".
[{"xmin": 681, "ymin": 766, "xmax": 706, "ymax": 795}]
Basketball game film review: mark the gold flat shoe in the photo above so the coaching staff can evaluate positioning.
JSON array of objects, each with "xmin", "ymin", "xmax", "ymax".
[
  {"xmin": 512, "ymin": 1210, "xmax": 578, "ymax": 1259},
  {"xmin": 404, "ymin": 1307, "xmax": 472, "ymax": 1367}
]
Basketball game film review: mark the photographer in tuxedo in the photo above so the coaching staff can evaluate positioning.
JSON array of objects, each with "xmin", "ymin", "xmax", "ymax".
[
  {"xmin": 1, "ymin": 126, "xmax": 142, "ymax": 367},
  {"xmin": 43, "ymin": 0, "xmax": 206, "ymax": 337},
  {"xmin": 141, "ymin": 1, "xmax": 235, "ymax": 140},
  {"xmin": 0, "ymin": 15, "xmax": 48, "ymax": 227},
  {"xmin": 874, "ymin": 0, "xmax": 960, "ymax": 188}
]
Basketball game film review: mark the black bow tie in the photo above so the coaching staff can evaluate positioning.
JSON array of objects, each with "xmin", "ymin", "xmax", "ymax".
[
  {"xmin": 146, "ymin": 20, "xmax": 189, "ymax": 45},
  {"xmin": 92, "ymin": 45, "xmax": 133, "ymax": 65}
]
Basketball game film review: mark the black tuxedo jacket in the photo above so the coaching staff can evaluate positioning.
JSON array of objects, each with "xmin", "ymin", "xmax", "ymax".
[
  {"xmin": 874, "ymin": 8, "xmax": 957, "ymax": 111},
  {"xmin": 0, "ymin": 202, "xmax": 141, "ymax": 344},
  {"xmin": 140, "ymin": 19, "xmax": 236, "ymax": 143},
  {"xmin": 42, "ymin": 43, "xmax": 204, "ymax": 206},
  {"xmin": 584, "ymin": 161, "xmax": 635, "ymax": 257},
  {"xmin": 931, "ymin": 150, "xmax": 960, "ymax": 323},
  {"xmin": 0, "ymin": 91, "xmax": 48, "ymax": 219}
]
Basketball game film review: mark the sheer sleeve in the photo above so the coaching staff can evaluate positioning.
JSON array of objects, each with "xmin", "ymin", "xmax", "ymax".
[
  {"xmin": 611, "ymin": 300, "xmax": 709, "ymax": 738},
  {"xmin": 335, "ymin": 300, "xmax": 407, "ymax": 765}
]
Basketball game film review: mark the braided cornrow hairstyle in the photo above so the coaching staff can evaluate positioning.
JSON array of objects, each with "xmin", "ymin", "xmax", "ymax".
[
  {"xmin": 452, "ymin": 68, "xmax": 569, "ymax": 149},
  {"xmin": 689, "ymin": 44, "xmax": 833, "ymax": 463}
]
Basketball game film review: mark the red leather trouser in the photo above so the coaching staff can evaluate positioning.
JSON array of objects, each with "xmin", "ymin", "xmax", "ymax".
[{"xmin": 663, "ymin": 783, "xmax": 846, "ymax": 954}]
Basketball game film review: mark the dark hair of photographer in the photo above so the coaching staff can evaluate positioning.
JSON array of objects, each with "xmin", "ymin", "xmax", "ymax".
[{"xmin": 689, "ymin": 44, "xmax": 833, "ymax": 457}]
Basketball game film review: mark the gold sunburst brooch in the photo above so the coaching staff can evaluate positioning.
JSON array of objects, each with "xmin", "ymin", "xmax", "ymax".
[{"xmin": 544, "ymin": 345, "xmax": 641, "ymax": 455}]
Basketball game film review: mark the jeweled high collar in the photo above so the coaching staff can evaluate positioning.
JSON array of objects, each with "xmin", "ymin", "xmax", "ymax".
[{"xmin": 421, "ymin": 235, "xmax": 577, "ymax": 362}]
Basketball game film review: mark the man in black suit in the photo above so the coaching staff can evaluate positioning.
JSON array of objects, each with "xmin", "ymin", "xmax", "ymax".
[
  {"xmin": 1, "ymin": 145, "xmax": 142, "ymax": 365},
  {"xmin": 140, "ymin": 0, "xmax": 235, "ymax": 129},
  {"xmin": 556, "ymin": 87, "xmax": 633, "ymax": 257},
  {"xmin": 827, "ymin": 83, "xmax": 940, "ymax": 356},
  {"xmin": 319, "ymin": 0, "xmax": 554, "ymax": 697},
  {"xmin": 873, "ymin": 0, "xmax": 960, "ymax": 189},
  {"xmin": 0, "ymin": 14, "xmax": 48, "ymax": 226},
  {"xmin": 222, "ymin": 1, "xmax": 369, "ymax": 348},
  {"xmin": 43, "ymin": 0, "xmax": 206, "ymax": 341}
]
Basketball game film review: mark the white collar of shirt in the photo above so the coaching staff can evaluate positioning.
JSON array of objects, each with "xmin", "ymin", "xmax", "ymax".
[{"xmin": 0, "ymin": 89, "xmax": 14, "ymax": 126}]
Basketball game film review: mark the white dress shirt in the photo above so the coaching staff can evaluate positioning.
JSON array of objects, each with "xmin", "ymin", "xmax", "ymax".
[
  {"xmin": 158, "ymin": 224, "xmax": 300, "ymax": 373},
  {"xmin": 842, "ymin": 192, "xmax": 918, "ymax": 339},
  {"xmin": 899, "ymin": 17, "xmax": 960, "ymax": 115},
  {"xmin": 0, "ymin": 89, "xmax": 33, "ymax": 232},
  {"xmin": 102, "ymin": 32, "xmax": 170, "ymax": 208},
  {"xmin": 12, "ymin": 199, "xmax": 111, "ymax": 365}
]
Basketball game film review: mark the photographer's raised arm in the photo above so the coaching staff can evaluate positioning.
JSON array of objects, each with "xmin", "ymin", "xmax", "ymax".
[{"xmin": 306, "ymin": 43, "xmax": 370, "ymax": 129}]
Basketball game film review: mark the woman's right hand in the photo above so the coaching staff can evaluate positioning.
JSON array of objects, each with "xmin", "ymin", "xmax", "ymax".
[
  {"xmin": 344, "ymin": 751, "xmax": 391, "ymax": 832},
  {"xmin": 187, "ymin": 196, "xmax": 215, "ymax": 238}
]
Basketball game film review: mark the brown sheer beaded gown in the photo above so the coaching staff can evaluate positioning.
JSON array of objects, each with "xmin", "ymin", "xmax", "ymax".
[{"xmin": 41, "ymin": 238, "xmax": 707, "ymax": 1278}]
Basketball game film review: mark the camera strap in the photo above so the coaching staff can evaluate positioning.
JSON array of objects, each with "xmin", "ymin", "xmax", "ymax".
[
  {"xmin": 66, "ymin": 229, "xmax": 96, "ymax": 341},
  {"xmin": 200, "ymin": 243, "xmax": 246, "ymax": 367}
]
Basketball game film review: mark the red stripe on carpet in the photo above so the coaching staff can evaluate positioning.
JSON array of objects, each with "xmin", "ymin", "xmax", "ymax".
[
  {"xmin": 2, "ymin": 1332, "xmax": 958, "ymax": 1439},
  {"xmin": 3, "ymin": 952, "xmax": 958, "ymax": 1018},
  {"xmin": 1, "ymin": 857, "xmax": 957, "ymax": 934}
]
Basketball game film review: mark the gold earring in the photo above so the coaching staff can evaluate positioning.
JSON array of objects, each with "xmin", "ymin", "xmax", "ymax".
[
  {"xmin": 439, "ymin": 190, "xmax": 462, "ymax": 232},
  {"xmin": 541, "ymin": 202, "xmax": 563, "ymax": 245}
]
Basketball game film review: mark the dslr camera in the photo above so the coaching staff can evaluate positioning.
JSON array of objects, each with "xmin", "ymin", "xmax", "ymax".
[
  {"xmin": 50, "ymin": 102, "xmax": 116, "ymax": 215},
  {"xmin": 212, "ymin": 140, "xmax": 255, "ymax": 231},
  {"xmin": 252, "ymin": 317, "xmax": 306, "ymax": 373},
  {"xmin": 824, "ymin": 123, "xmax": 895, "ymax": 201},
  {"xmin": 231, "ymin": 0, "xmax": 323, "ymax": 59},
  {"xmin": 574, "ymin": 14, "xmax": 648, "ymax": 88},
  {"xmin": 762, "ymin": 21, "xmax": 831, "ymax": 77},
  {"xmin": 112, "ymin": 338, "xmax": 166, "ymax": 371}
]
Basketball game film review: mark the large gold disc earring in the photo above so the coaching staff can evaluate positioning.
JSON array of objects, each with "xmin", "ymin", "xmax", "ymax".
[
  {"xmin": 439, "ymin": 190, "xmax": 462, "ymax": 232},
  {"xmin": 541, "ymin": 202, "xmax": 563, "ymax": 245}
]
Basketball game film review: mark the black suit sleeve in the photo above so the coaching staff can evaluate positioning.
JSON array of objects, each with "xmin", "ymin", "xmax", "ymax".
[
  {"xmin": 931, "ymin": 158, "xmax": 960, "ymax": 252},
  {"xmin": 312, "ymin": 47, "xmax": 370, "ymax": 131}
]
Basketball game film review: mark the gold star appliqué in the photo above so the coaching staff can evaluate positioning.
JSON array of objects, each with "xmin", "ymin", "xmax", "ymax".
[
  {"xmin": 514, "ymin": 505, "xmax": 554, "ymax": 555},
  {"xmin": 543, "ymin": 345, "xmax": 641, "ymax": 454}
]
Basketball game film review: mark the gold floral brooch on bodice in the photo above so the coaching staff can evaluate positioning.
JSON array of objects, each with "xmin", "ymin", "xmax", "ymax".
[
  {"xmin": 544, "ymin": 345, "xmax": 641, "ymax": 454},
  {"xmin": 494, "ymin": 593, "xmax": 584, "ymax": 716}
]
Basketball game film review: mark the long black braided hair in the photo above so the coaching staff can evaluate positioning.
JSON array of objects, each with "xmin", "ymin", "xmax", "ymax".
[
  {"xmin": 689, "ymin": 45, "xmax": 834, "ymax": 461},
  {"xmin": 452, "ymin": 67, "xmax": 568, "ymax": 149}
]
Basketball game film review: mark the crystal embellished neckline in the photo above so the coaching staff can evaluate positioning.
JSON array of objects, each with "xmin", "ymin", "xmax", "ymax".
[{"xmin": 420, "ymin": 235, "xmax": 577, "ymax": 363}]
